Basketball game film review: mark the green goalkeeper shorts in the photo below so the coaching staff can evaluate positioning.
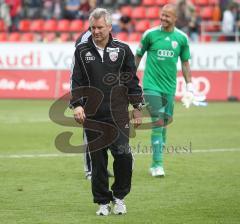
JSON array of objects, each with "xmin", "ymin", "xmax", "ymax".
[{"xmin": 144, "ymin": 89, "xmax": 175, "ymax": 126}]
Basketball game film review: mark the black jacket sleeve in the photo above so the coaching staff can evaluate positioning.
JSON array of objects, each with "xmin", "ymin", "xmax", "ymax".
[
  {"xmin": 69, "ymin": 49, "xmax": 85, "ymax": 109},
  {"xmin": 123, "ymin": 45, "xmax": 144, "ymax": 108}
]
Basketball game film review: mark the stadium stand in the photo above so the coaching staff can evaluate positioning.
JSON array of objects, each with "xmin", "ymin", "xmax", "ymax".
[
  {"xmin": 115, "ymin": 32, "xmax": 129, "ymax": 41},
  {"xmin": 21, "ymin": 32, "xmax": 34, "ymax": 42},
  {"xmin": 0, "ymin": 0, "xmax": 239, "ymax": 42},
  {"xmin": 18, "ymin": 20, "xmax": 31, "ymax": 32},
  {"xmin": 135, "ymin": 19, "xmax": 151, "ymax": 32},
  {"xmin": 30, "ymin": 19, "xmax": 44, "ymax": 32},
  {"xmin": 69, "ymin": 20, "xmax": 84, "ymax": 32},
  {"xmin": 200, "ymin": 6, "xmax": 214, "ymax": 20},
  {"xmin": 0, "ymin": 32, "xmax": 7, "ymax": 41},
  {"xmin": 43, "ymin": 20, "xmax": 58, "ymax": 32},
  {"xmin": 57, "ymin": 19, "xmax": 71, "ymax": 32},
  {"xmin": 128, "ymin": 32, "xmax": 142, "ymax": 41},
  {"xmin": 8, "ymin": 32, "xmax": 21, "ymax": 42},
  {"xmin": 117, "ymin": 0, "xmax": 130, "ymax": 6},
  {"xmin": 132, "ymin": 6, "xmax": 146, "ymax": 19},
  {"xmin": 145, "ymin": 7, "xmax": 160, "ymax": 19},
  {"xmin": 43, "ymin": 32, "xmax": 57, "ymax": 42},
  {"xmin": 156, "ymin": 0, "xmax": 168, "ymax": 6},
  {"xmin": 120, "ymin": 6, "xmax": 132, "ymax": 17},
  {"xmin": 142, "ymin": 0, "xmax": 155, "ymax": 5},
  {"xmin": 59, "ymin": 32, "xmax": 72, "ymax": 42}
]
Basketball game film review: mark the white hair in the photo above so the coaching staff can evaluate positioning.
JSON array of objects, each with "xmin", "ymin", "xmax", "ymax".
[{"xmin": 89, "ymin": 8, "xmax": 112, "ymax": 26}]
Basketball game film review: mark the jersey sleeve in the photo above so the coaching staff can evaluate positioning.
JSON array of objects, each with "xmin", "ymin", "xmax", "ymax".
[
  {"xmin": 136, "ymin": 31, "xmax": 151, "ymax": 57},
  {"xmin": 180, "ymin": 36, "xmax": 191, "ymax": 62}
]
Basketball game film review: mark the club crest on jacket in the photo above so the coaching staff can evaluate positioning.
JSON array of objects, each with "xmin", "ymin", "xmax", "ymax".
[{"xmin": 109, "ymin": 52, "xmax": 118, "ymax": 62}]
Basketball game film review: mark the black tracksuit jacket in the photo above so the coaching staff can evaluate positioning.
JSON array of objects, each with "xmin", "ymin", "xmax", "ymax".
[{"xmin": 70, "ymin": 34, "xmax": 143, "ymax": 121}]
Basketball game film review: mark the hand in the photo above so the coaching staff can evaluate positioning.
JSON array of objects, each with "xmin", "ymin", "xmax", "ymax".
[
  {"xmin": 132, "ymin": 108, "xmax": 142, "ymax": 128},
  {"xmin": 181, "ymin": 82, "xmax": 206, "ymax": 108},
  {"xmin": 73, "ymin": 106, "xmax": 86, "ymax": 124}
]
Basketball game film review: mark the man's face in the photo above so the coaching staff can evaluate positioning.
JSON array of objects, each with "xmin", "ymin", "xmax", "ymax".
[
  {"xmin": 160, "ymin": 7, "xmax": 176, "ymax": 29},
  {"xmin": 90, "ymin": 17, "xmax": 112, "ymax": 43}
]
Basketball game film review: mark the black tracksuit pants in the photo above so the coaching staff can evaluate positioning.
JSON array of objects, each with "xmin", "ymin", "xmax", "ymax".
[{"xmin": 85, "ymin": 120, "xmax": 133, "ymax": 204}]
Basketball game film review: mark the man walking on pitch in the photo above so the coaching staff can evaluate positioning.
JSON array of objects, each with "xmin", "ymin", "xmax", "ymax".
[
  {"xmin": 70, "ymin": 8, "xmax": 143, "ymax": 215},
  {"xmin": 135, "ymin": 4, "xmax": 197, "ymax": 177}
]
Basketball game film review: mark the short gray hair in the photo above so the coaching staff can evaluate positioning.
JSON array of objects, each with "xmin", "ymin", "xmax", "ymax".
[{"xmin": 89, "ymin": 8, "xmax": 112, "ymax": 26}]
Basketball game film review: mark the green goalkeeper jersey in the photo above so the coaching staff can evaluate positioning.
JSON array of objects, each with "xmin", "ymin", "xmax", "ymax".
[{"xmin": 136, "ymin": 26, "xmax": 191, "ymax": 95}]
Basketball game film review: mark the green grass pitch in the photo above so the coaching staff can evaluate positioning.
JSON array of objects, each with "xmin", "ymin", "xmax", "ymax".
[{"xmin": 0, "ymin": 99, "xmax": 240, "ymax": 224}]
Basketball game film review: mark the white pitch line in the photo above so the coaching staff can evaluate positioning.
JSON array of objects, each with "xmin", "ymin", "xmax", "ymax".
[
  {"xmin": 193, "ymin": 148, "xmax": 240, "ymax": 153},
  {"xmin": 0, "ymin": 148, "xmax": 240, "ymax": 159},
  {"xmin": 133, "ymin": 148, "xmax": 240, "ymax": 155}
]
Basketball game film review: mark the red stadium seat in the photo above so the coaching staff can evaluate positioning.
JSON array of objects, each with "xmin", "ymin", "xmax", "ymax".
[
  {"xmin": 0, "ymin": 19, "xmax": 6, "ymax": 32},
  {"xmin": 0, "ymin": 32, "xmax": 7, "ymax": 41},
  {"xmin": 151, "ymin": 19, "xmax": 161, "ymax": 27},
  {"xmin": 43, "ymin": 32, "xmax": 57, "ymax": 42},
  {"xmin": 209, "ymin": 0, "xmax": 219, "ymax": 4},
  {"xmin": 83, "ymin": 20, "xmax": 89, "ymax": 31},
  {"xmin": 142, "ymin": 0, "xmax": 155, "ymax": 6},
  {"xmin": 69, "ymin": 20, "xmax": 84, "ymax": 32},
  {"xmin": 30, "ymin": 19, "xmax": 44, "ymax": 32},
  {"xmin": 21, "ymin": 33, "xmax": 34, "ymax": 42},
  {"xmin": 128, "ymin": 32, "xmax": 142, "ymax": 42},
  {"xmin": 135, "ymin": 20, "xmax": 151, "ymax": 32},
  {"xmin": 120, "ymin": 6, "xmax": 132, "ymax": 17},
  {"xmin": 115, "ymin": 32, "xmax": 128, "ymax": 41},
  {"xmin": 200, "ymin": 7, "xmax": 213, "ymax": 20},
  {"xmin": 59, "ymin": 33, "xmax": 71, "ymax": 42},
  {"xmin": 57, "ymin": 19, "xmax": 71, "ymax": 32},
  {"xmin": 43, "ymin": 20, "xmax": 57, "ymax": 32},
  {"xmin": 199, "ymin": 34, "xmax": 211, "ymax": 42},
  {"xmin": 18, "ymin": 20, "xmax": 31, "ymax": 32},
  {"xmin": 155, "ymin": 0, "xmax": 168, "ymax": 5},
  {"xmin": 194, "ymin": 0, "xmax": 209, "ymax": 6},
  {"xmin": 8, "ymin": 32, "xmax": 21, "ymax": 42},
  {"xmin": 203, "ymin": 23, "xmax": 220, "ymax": 32},
  {"xmin": 132, "ymin": 7, "xmax": 146, "ymax": 19},
  {"xmin": 146, "ymin": 7, "xmax": 160, "ymax": 19}
]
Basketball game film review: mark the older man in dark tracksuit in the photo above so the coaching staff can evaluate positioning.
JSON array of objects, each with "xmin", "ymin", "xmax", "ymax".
[{"xmin": 70, "ymin": 8, "xmax": 143, "ymax": 216}]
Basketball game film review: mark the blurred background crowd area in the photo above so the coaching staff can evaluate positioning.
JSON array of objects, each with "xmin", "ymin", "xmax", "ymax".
[{"xmin": 0, "ymin": 0, "xmax": 240, "ymax": 43}]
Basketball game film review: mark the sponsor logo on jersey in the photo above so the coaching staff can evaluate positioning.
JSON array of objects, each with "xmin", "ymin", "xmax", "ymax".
[
  {"xmin": 125, "ymin": 123, "xmax": 129, "ymax": 128},
  {"xmin": 109, "ymin": 52, "xmax": 118, "ymax": 62},
  {"xmin": 171, "ymin": 41, "xmax": 178, "ymax": 49},
  {"xmin": 165, "ymin": 36, "xmax": 170, "ymax": 41},
  {"xmin": 85, "ymin": 51, "xmax": 95, "ymax": 63},
  {"xmin": 157, "ymin": 49, "xmax": 174, "ymax": 58}
]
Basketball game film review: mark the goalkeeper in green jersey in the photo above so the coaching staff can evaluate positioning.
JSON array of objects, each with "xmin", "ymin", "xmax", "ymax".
[{"xmin": 135, "ymin": 4, "xmax": 194, "ymax": 177}]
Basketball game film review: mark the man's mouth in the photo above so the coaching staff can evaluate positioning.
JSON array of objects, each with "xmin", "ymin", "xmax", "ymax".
[{"xmin": 161, "ymin": 20, "xmax": 169, "ymax": 25}]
